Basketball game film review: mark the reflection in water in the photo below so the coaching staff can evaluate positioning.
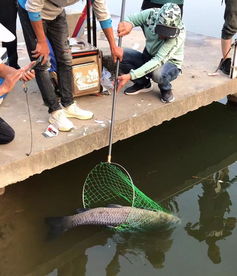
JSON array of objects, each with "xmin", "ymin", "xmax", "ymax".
[
  {"xmin": 43, "ymin": 231, "xmax": 115, "ymax": 276},
  {"xmin": 107, "ymin": 230, "xmax": 174, "ymax": 272},
  {"xmin": 185, "ymin": 168, "xmax": 237, "ymax": 264},
  {"xmin": 50, "ymin": 229, "xmax": 175, "ymax": 275},
  {"xmin": 1, "ymin": 103, "xmax": 237, "ymax": 275}
]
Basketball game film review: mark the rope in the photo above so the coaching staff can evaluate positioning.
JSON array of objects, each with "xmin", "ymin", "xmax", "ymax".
[{"xmin": 23, "ymin": 82, "xmax": 33, "ymax": 156}]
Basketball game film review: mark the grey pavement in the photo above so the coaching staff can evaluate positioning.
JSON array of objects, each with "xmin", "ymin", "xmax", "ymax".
[{"xmin": 1, "ymin": 29, "xmax": 236, "ymax": 188}]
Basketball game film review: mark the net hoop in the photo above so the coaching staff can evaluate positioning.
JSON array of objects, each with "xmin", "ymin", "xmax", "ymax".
[
  {"xmin": 82, "ymin": 162, "xmax": 171, "ymax": 232},
  {"xmin": 82, "ymin": 162, "xmax": 135, "ymax": 209}
]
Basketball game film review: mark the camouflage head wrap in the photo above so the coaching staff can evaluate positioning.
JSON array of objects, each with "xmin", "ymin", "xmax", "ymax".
[
  {"xmin": 146, "ymin": 3, "xmax": 182, "ymax": 34},
  {"xmin": 159, "ymin": 3, "xmax": 181, "ymax": 27}
]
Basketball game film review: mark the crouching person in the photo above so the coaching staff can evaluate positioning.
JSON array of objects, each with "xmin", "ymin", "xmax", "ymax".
[
  {"xmin": 117, "ymin": 3, "xmax": 185, "ymax": 103},
  {"xmin": 0, "ymin": 23, "xmax": 35, "ymax": 145},
  {"xmin": 0, "ymin": 63, "xmax": 35, "ymax": 144}
]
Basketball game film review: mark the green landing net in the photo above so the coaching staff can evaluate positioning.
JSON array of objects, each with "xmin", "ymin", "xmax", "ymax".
[{"xmin": 83, "ymin": 162, "xmax": 168, "ymax": 232}]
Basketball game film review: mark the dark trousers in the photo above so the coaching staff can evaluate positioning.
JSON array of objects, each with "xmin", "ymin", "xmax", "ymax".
[
  {"xmin": 0, "ymin": 0, "xmax": 19, "ymax": 68},
  {"xmin": 0, "ymin": 118, "xmax": 15, "ymax": 144},
  {"xmin": 120, "ymin": 48, "xmax": 180, "ymax": 91},
  {"xmin": 222, "ymin": 0, "xmax": 237, "ymax": 39},
  {"xmin": 18, "ymin": 6, "xmax": 74, "ymax": 113},
  {"xmin": 120, "ymin": 48, "xmax": 153, "ymax": 86},
  {"xmin": 141, "ymin": 1, "xmax": 183, "ymax": 17}
]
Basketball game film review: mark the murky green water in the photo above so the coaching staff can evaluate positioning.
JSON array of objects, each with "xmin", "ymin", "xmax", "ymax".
[{"xmin": 1, "ymin": 102, "xmax": 237, "ymax": 276}]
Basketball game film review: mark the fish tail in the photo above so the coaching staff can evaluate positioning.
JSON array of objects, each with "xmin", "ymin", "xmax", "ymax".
[{"xmin": 45, "ymin": 216, "xmax": 72, "ymax": 239}]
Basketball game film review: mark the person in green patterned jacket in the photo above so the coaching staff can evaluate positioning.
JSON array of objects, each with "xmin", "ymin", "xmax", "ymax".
[
  {"xmin": 141, "ymin": 0, "xmax": 184, "ymax": 17},
  {"xmin": 117, "ymin": 3, "xmax": 185, "ymax": 103}
]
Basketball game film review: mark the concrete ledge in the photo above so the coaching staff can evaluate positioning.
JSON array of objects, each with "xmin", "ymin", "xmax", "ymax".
[{"xmin": 1, "ymin": 31, "xmax": 236, "ymax": 188}]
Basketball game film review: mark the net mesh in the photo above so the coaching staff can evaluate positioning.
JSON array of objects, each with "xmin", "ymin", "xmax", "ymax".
[{"xmin": 83, "ymin": 162, "xmax": 168, "ymax": 232}]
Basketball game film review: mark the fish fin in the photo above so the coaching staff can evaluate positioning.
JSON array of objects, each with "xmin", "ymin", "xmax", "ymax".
[
  {"xmin": 45, "ymin": 216, "xmax": 71, "ymax": 239},
  {"xmin": 107, "ymin": 204, "xmax": 123, "ymax": 208},
  {"xmin": 74, "ymin": 208, "xmax": 89, "ymax": 214}
]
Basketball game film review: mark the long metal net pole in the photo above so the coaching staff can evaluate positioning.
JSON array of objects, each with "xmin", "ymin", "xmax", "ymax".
[
  {"xmin": 107, "ymin": 0, "xmax": 126, "ymax": 163},
  {"xmin": 87, "ymin": 0, "xmax": 91, "ymax": 44}
]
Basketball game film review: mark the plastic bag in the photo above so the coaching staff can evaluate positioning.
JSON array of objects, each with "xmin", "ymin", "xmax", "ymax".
[{"xmin": 100, "ymin": 67, "xmax": 114, "ymax": 95}]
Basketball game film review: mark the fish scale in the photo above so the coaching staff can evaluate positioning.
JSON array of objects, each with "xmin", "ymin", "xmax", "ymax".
[
  {"xmin": 46, "ymin": 206, "xmax": 180, "ymax": 237},
  {"xmin": 71, "ymin": 207, "xmax": 131, "ymax": 226},
  {"xmin": 68, "ymin": 207, "xmax": 180, "ymax": 228}
]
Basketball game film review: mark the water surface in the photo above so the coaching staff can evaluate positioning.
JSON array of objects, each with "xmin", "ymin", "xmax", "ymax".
[
  {"xmin": 67, "ymin": 0, "xmax": 225, "ymax": 38},
  {"xmin": 1, "ymin": 102, "xmax": 237, "ymax": 276}
]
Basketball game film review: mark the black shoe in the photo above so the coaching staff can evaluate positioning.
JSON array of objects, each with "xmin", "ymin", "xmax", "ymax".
[
  {"xmin": 160, "ymin": 90, "xmax": 175, "ymax": 103},
  {"xmin": 220, "ymin": 58, "xmax": 231, "ymax": 75},
  {"xmin": 124, "ymin": 82, "xmax": 153, "ymax": 95}
]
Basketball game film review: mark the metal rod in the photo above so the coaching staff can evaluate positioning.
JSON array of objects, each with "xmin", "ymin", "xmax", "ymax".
[
  {"xmin": 92, "ymin": 10, "xmax": 97, "ymax": 47},
  {"xmin": 214, "ymin": 40, "xmax": 237, "ymax": 74},
  {"xmin": 230, "ymin": 39, "xmax": 237, "ymax": 78},
  {"xmin": 87, "ymin": 0, "xmax": 91, "ymax": 44},
  {"xmin": 107, "ymin": 0, "xmax": 126, "ymax": 163}
]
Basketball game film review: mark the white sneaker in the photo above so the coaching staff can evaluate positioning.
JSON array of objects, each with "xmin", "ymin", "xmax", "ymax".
[
  {"xmin": 49, "ymin": 109, "xmax": 74, "ymax": 132},
  {"xmin": 63, "ymin": 102, "xmax": 93, "ymax": 120}
]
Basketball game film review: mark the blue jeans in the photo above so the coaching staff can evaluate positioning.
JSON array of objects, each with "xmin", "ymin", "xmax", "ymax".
[
  {"xmin": 120, "ymin": 48, "xmax": 180, "ymax": 92},
  {"xmin": 18, "ymin": 6, "xmax": 73, "ymax": 113}
]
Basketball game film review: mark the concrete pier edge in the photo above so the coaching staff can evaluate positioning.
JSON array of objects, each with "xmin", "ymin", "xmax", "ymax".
[{"xmin": 1, "ymin": 30, "xmax": 237, "ymax": 188}]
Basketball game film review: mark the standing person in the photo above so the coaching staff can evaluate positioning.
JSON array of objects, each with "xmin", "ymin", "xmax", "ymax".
[
  {"xmin": 141, "ymin": 0, "xmax": 184, "ymax": 17},
  {"xmin": 117, "ymin": 3, "xmax": 185, "ymax": 103},
  {"xmin": 0, "ymin": 0, "xmax": 20, "ymax": 69},
  {"xmin": 17, "ymin": 0, "xmax": 123, "ymax": 132},
  {"xmin": 17, "ymin": 0, "xmax": 93, "ymax": 132},
  {"xmin": 220, "ymin": 0, "xmax": 237, "ymax": 75}
]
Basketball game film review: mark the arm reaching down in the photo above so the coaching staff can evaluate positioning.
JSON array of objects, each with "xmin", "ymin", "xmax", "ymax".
[
  {"xmin": 102, "ymin": 27, "xmax": 123, "ymax": 62},
  {"xmin": 0, "ymin": 62, "xmax": 35, "ymax": 96},
  {"xmin": 30, "ymin": 20, "xmax": 49, "ymax": 64},
  {"xmin": 92, "ymin": 0, "xmax": 123, "ymax": 62}
]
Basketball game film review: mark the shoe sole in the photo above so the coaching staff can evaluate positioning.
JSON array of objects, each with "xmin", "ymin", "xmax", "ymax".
[
  {"xmin": 64, "ymin": 113, "xmax": 94, "ymax": 120},
  {"xmin": 49, "ymin": 118, "xmax": 73, "ymax": 132},
  {"xmin": 160, "ymin": 96, "xmax": 175, "ymax": 103},
  {"xmin": 124, "ymin": 83, "xmax": 153, "ymax": 96}
]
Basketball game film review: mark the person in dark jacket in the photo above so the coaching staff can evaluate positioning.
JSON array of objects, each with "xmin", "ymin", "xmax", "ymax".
[{"xmin": 0, "ymin": 0, "xmax": 20, "ymax": 69}]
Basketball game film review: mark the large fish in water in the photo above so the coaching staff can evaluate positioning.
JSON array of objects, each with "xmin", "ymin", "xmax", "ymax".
[{"xmin": 46, "ymin": 205, "xmax": 180, "ymax": 235}]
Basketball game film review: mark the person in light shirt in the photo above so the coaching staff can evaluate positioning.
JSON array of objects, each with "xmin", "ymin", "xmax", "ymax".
[{"xmin": 17, "ymin": 0, "xmax": 123, "ymax": 132}]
